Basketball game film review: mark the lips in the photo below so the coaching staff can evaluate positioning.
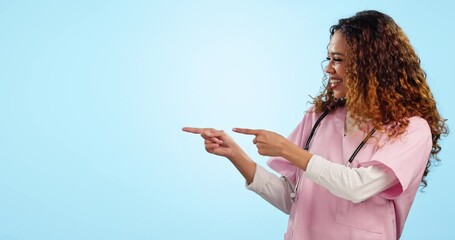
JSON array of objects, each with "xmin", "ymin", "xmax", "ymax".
[{"xmin": 330, "ymin": 78, "xmax": 343, "ymax": 89}]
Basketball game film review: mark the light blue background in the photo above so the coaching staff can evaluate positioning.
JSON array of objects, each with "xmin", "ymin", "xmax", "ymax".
[{"xmin": 1, "ymin": 1, "xmax": 453, "ymax": 239}]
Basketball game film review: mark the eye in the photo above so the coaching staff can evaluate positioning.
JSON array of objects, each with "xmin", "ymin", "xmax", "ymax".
[{"xmin": 326, "ymin": 57, "xmax": 343, "ymax": 62}]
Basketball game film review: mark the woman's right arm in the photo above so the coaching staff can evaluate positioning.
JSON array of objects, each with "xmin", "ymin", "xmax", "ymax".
[
  {"xmin": 246, "ymin": 165, "xmax": 294, "ymax": 214},
  {"xmin": 182, "ymin": 127, "xmax": 257, "ymax": 184},
  {"xmin": 182, "ymin": 127, "xmax": 294, "ymax": 213}
]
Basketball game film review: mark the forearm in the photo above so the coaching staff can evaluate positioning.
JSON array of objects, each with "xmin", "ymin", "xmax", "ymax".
[
  {"xmin": 279, "ymin": 143, "xmax": 397, "ymax": 203},
  {"xmin": 228, "ymin": 149, "xmax": 257, "ymax": 185},
  {"xmin": 246, "ymin": 165, "xmax": 294, "ymax": 214},
  {"xmin": 305, "ymin": 155, "xmax": 398, "ymax": 203},
  {"xmin": 281, "ymin": 142, "xmax": 313, "ymax": 171}
]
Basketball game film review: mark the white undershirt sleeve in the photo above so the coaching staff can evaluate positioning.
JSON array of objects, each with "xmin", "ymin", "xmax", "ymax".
[
  {"xmin": 305, "ymin": 155, "xmax": 398, "ymax": 203},
  {"xmin": 246, "ymin": 165, "xmax": 294, "ymax": 214}
]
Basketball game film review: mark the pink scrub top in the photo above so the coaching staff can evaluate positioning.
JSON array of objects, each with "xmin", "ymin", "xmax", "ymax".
[{"xmin": 268, "ymin": 106, "xmax": 432, "ymax": 240}]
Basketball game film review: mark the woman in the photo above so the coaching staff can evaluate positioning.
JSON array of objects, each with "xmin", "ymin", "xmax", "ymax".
[{"xmin": 183, "ymin": 10, "xmax": 447, "ymax": 239}]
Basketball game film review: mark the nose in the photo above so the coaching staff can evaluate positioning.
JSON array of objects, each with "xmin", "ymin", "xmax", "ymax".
[{"xmin": 324, "ymin": 60, "xmax": 335, "ymax": 74}]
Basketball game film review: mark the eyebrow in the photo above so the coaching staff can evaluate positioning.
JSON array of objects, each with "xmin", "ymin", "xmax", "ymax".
[{"xmin": 328, "ymin": 52, "xmax": 346, "ymax": 56}]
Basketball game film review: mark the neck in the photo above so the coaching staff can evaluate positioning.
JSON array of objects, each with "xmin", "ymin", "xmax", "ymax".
[{"xmin": 345, "ymin": 112, "xmax": 358, "ymax": 135}]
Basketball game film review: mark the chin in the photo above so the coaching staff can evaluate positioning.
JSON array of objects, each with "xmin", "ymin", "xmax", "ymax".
[{"xmin": 333, "ymin": 93, "xmax": 346, "ymax": 99}]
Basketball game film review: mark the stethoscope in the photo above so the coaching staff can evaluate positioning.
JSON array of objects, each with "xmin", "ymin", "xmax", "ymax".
[{"xmin": 289, "ymin": 109, "xmax": 376, "ymax": 201}]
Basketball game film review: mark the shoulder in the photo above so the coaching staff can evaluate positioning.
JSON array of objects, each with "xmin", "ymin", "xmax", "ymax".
[
  {"xmin": 302, "ymin": 105, "xmax": 325, "ymax": 124},
  {"xmin": 380, "ymin": 117, "xmax": 432, "ymax": 149},
  {"xmin": 304, "ymin": 104, "xmax": 343, "ymax": 118},
  {"xmin": 300, "ymin": 105, "xmax": 316, "ymax": 122},
  {"xmin": 405, "ymin": 116, "xmax": 431, "ymax": 136},
  {"xmin": 304, "ymin": 105, "xmax": 317, "ymax": 115},
  {"xmin": 383, "ymin": 116, "xmax": 430, "ymax": 136}
]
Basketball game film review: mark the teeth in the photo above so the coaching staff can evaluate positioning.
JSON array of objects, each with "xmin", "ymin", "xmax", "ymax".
[{"xmin": 330, "ymin": 79, "xmax": 342, "ymax": 84}]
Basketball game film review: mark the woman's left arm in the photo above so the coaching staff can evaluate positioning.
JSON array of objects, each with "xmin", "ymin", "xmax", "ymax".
[
  {"xmin": 234, "ymin": 128, "xmax": 398, "ymax": 203},
  {"xmin": 304, "ymin": 155, "xmax": 398, "ymax": 203}
]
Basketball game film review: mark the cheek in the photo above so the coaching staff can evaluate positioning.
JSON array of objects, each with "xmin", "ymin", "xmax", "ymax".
[{"xmin": 338, "ymin": 66, "xmax": 347, "ymax": 77}]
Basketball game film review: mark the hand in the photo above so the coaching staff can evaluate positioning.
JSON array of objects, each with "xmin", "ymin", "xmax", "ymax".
[
  {"xmin": 183, "ymin": 127, "xmax": 258, "ymax": 184},
  {"xmin": 233, "ymin": 128, "xmax": 290, "ymax": 157},
  {"xmin": 182, "ymin": 127, "xmax": 242, "ymax": 159}
]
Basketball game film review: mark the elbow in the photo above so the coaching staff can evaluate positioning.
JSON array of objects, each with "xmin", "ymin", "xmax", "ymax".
[
  {"xmin": 281, "ymin": 199, "xmax": 292, "ymax": 214},
  {"xmin": 280, "ymin": 206, "xmax": 291, "ymax": 215},
  {"xmin": 342, "ymin": 187, "xmax": 370, "ymax": 204},
  {"xmin": 264, "ymin": 193, "xmax": 291, "ymax": 214},
  {"xmin": 348, "ymin": 196, "xmax": 365, "ymax": 204},
  {"xmin": 261, "ymin": 194, "xmax": 291, "ymax": 214}
]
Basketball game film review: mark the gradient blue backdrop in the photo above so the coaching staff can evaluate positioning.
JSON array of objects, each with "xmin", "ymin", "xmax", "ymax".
[{"xmin": 1, "ymin": 1, "xmax": 453, "ymax": 239}]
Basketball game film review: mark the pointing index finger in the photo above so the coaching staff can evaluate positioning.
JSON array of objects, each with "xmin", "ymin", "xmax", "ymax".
[
  {"xmin": 232, "ymin": 128, "xmax": 261, "ymax": 135},
  {"xmin": 182, "ymin": 127, "xmax": 204, "ymax": 134}
]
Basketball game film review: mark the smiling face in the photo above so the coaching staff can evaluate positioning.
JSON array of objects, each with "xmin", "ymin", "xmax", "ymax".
[{"xmin": 325, "ymin": 30, "xmax": 348, "ymax": 99}]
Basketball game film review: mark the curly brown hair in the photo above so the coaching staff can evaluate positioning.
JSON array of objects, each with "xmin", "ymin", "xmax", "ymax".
[{"xmin": 313, "ymin": 10, "xmax": 448, "ymax": 187}]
